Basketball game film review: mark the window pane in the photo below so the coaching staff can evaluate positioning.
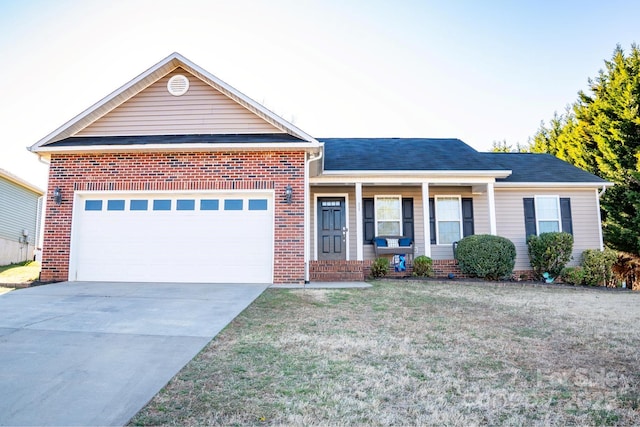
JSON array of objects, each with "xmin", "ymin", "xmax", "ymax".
[
  {"xmin": 176, "ymin": 199, "xmax": 195, "ymax": 211},
  {"xmin": 437, "ymin": 197, "xmax": 460, "ymax": 220},
  {"xmin": 378, "ymin": 221, "xmax": 401, "ymax": 235},
  {"xmin": 200, "ymin": 199, "xmax": 219, "ymax": 210},
  {"xmin": 85, "ymin": 200, "xmax": 102, "ymax": 211},
  {"xmin": 439, "ymin": 221, "xmax": 461, "ymax": 244},
  {"xmin": 107, "ymin": 200, "xmax": 125, "ymax": 211},
  {"xmin": 376, "ymin": 197, "xmax": 401, "ymax": 221},
  {"xmin": 539, "ymin": 221, "xmax": 560, "ymax": 233},
  {"xmin": 153, "ymin": 200, "xmax": 171, "ymax": 211},
  {"xmin": 130, "ymin": 200, "xmax": 148, "ymax": 211},
  {"xmin": 224, "ymin": 199, "xmax": 243, "ymax": 210},
  {"xmin": 249, "ymin": 199, "xmax": 268, "ymax": 211},
  {"xmin": 537, "ymin": 197, "xmax": 559, "ymax": 220}
]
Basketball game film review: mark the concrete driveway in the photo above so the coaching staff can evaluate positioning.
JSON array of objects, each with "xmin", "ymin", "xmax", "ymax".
[{"xmin": 0, "ymin": 281, "xmax": 268, "ymax": 426}]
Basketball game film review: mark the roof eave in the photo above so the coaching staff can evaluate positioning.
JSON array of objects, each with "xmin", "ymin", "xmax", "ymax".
[
  {"xmin": 32, "ymin": 142, "xmax": 322, "ymax": 156},
  {"xmin": 494, "ymin": 181, "xmax": 614, "ymax": 188},
  {"xmin": 0, "ymin": 169, "xmax": 45, "ymax": 195},
  {"xmin": 321, "ymin": 169, "xmax": 513, "ymax": 178}
]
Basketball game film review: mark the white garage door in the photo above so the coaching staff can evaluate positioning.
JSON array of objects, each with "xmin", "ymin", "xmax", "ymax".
[{"xmin": 70, "ymin": 192, "xmax": 273, "ymax": 283}]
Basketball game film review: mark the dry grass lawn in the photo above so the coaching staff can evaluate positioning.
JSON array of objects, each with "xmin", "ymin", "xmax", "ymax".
[
  {"xmin": 130, "ymin": 280, "xmax": 640, "ymax": 426},
  {"xmin": 0, "ymin": 261, "xmax": 40, "ymax": 285}
]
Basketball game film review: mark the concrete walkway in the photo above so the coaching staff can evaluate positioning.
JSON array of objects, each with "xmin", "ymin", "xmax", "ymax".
[
  {"xmin": 273, "ymin": 281, "xmax": 371, "ymax": 289},
  {"xmin": 0, "ymin": 281, "xmax": 268, "ymax": 426}
]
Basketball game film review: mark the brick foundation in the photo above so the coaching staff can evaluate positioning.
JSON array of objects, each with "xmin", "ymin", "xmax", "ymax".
[{"xmin": 310, "ymin": 259, "xmax": 533, "ymax": 282}]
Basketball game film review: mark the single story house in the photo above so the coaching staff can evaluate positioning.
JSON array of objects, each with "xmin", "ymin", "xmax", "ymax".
[
  {"xmin": 29, "ymin": 53, "xmax": 611, "ymax": 284},
  {"xmin": 0, "ymin": 169, "xmax": 44, "ymax": 265}
]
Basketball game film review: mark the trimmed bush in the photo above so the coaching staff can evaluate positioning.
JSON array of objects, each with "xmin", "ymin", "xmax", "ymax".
[
  {"xmin": 454, "ymin": 234, "xmax": 516, "ymax": 280},
  {"xmin": 527, "ymin": 232, "xmax": 574, "ymax": 279},
  {"xmin": 370, "ymin": 257, "xmax": 389, "ymax": 278},
  {"xmin": 581, "ymin": 248, "xmax": 618, "ymax": 287},
  {"xmin": 412, "ymin": 255, "xmax": 433, "ymax": 277},
  {"xmin": 561, "ymin": 266, "xmax": 585, "ymax": 285}
]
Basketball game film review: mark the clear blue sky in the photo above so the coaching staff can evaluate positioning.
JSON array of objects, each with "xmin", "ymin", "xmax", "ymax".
[{"xmin": 1, "ymin": 0, "xmax": 638, "ymax": 188}]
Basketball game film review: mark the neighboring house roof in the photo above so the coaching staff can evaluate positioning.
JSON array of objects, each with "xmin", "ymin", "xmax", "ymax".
[
  {"xmin": 30, "ymin": 52, "xmax": 318, "ymax": 152},
  {"xmin": 45, "ymin": 134, "xmax": 306, "ymax": 147},
  {"xmin": 0, "ymin": 169, "xmax": 44, "ymax": 195},
  {"xmin": 483, "ymin": 153, "xmax": 610, "ymax": 184},
  {"xmin": 320, "ymin": 138, "xmax": 508, "ymax": 171}
]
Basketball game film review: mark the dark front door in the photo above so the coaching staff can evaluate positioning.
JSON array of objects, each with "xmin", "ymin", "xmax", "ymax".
[{"xmin": 318, "ymin": 198, "xmax": 346, "ymax": 260}]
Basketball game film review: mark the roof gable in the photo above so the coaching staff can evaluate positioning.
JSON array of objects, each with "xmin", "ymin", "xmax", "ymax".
[
  {"xmin": 75, "ymin": 68, "xmax": 282, "ymax": 137},
  {"xmin": 30, "ymin": 53, "xmax": 317, "ymax": 151}
]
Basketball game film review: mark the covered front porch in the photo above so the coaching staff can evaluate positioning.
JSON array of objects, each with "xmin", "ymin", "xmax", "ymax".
[{"xmin": 307, "ymin": 173, "xmax": 502, "ymax": 281}]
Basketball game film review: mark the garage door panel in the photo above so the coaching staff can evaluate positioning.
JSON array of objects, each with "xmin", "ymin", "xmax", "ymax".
[{"xmin": 72, "ymin": 193, "xmax": 273, "ymax": 283}]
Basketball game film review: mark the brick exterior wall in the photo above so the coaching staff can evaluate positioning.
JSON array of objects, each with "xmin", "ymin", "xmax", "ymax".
[{"xmin": 41, "ymin": 151, "xmax": 306, "ymax": 284}]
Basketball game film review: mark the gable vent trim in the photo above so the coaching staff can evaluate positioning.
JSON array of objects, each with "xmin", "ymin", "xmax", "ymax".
[{"xmin": 167, "ymin": 74, "xmax": 189, "ymax": 96}]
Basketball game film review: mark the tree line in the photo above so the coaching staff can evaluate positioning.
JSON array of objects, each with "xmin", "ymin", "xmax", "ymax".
[{"xmin": 492, "ymin": 44, "xmax": 640, "ymax": 256}]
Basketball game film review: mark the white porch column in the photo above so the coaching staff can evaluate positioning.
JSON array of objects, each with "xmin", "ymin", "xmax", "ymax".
[
  {"xmin": 422, "ymin": 182, "xmax": 431, "ymax": 257},
  {"xmin": 487, "ymin": 182, "xmax": 497, "ymax": 235},
  {"xmin": 355, "ymin": 182, "xmax": 363, "ymax": 260}
]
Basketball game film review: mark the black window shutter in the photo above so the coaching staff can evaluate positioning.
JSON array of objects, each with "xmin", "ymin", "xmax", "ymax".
[
  {"xmin": 363, "ymin": 198, "xmax": 375, "ymax": 244},
  {"xmin": 462, "ymin": 198, "xmax": 474, "ymax": 237},
  {"xmin": 402, "ymin": 198, "xmax": 414, "ymax": 240},
  {"xmin": 523, "ymin": 198, "xmax": 537, "ymax": 238},
  {"xmin": 560, "ymin": 198, "xmax": 573, "ymax": 235},
  {"xmin": 429, "ymin": 198, "xmax": 436, "ymax": 244}
]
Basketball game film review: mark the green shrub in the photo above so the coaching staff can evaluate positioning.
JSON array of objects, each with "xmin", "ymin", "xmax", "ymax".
[
  {"xmin": 527, "ymin": 232, "xmax": 574, "ymax": 279},
  {"xmin": 561, "ymin": 266, "xmax": 585, "ymax": 285},
  {"xmin": 454, "ymin": 234, "xmax": 516, "ymax": 280},
  {"xmin": 370, "ymin": 257, "xmax": 389, "ymax": 278},
  {"xmin": 581, "ymin": 248, "xmax": 618, "ymax": 287},
  {"xmin": 412, "ymin": 255, "xmax": 433, "ymax": 277}
]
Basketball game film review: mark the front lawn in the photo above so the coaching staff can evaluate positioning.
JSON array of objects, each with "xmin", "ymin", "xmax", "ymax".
[
  {"xmin": 0, "ymin": 261, "xmax": 40, "ymax": 285},
  {"xmin": 131, "ymin": 280, "xmax": 640, "ymax": 426}
]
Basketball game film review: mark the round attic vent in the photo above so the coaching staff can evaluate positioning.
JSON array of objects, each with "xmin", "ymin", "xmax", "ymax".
[{"xmin": 167, "ymin": 74, "xmax": 189, "ymax": 96}]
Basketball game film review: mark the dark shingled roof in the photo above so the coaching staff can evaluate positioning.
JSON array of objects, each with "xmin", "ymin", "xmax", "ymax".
[
  {"xmin": 319, "ymin": 138, "xmax": 505, "ymax": 171},
  {"xmin": 46, "ymin": 133, "xmax": 306, "ymax": 146},
  {"xmin": 320, "ymin": 138, "xmax": 607, "ymax": 183},
  {"xmin": 482, "ymin": 153, "xmax": 608, "ymax": 183}
]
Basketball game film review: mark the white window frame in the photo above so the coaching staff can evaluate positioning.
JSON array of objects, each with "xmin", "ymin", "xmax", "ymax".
[
  {"xmin": 435, "ymin": 195, "xmax": 463, "ymax": 245},
  {"xmin": 374, "ymin": 195, "xmax": 402, "ymax": 236},
  {"xmin": 534, "ymin": 195, "xmax": 561, "ymax": 234}
]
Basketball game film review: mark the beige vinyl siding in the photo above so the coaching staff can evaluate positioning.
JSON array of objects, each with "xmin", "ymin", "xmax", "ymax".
[
  {"xmin": 494, "ymin": 188, "xmax": 602, "ymax": 270},
  {"xmin": 362, "ymin": 186, "xmax": 424, "ymax": 261},
  {"xmin": 77, "ymin": 68, "xmax": 281, "ymax": 136},
  {"xmin": 428, "ymin": 187, "xmax": 480, "ymax": 260}
]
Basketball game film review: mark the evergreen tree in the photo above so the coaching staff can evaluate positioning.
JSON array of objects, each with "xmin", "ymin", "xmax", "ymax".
[{"xmin": 530, "ymin": 44, "xmax": 640, "ymax": 255}]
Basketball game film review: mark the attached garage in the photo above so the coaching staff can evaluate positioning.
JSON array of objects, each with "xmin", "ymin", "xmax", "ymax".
[{"xmin": 69, "ymin": 191, "xmax": 274, "ymax": 283}]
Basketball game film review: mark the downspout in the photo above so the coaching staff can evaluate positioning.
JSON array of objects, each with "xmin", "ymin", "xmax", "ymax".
[
  {"xmin": 596, "ymin": 185, "xmax": 607, "ymax": 251},
  {"xmin": 598, "ymin": 185, "xmax": 607, "ymax": 198},
  {"xmin": 304, "ymin": 149, "xmax": 323, "ymax": 283}
]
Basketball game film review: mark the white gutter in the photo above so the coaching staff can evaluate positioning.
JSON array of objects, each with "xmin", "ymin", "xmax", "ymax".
[
  {"xmin": 321, "ymin": 169, "xmax": 512, "ymax": 178},
  {"xmin": 495, "ymin": 181, "xmax": 614, "ymax": 189},
  {"xmin": 31, "ymin": 142, "xmax": 322, "ymax": 155},
  {"xmin": 304, "ymin": 149, "xmax": 323, "ymax": 283}
]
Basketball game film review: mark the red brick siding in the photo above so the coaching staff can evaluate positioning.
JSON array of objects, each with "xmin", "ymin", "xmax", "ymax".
[{"xmin": 41, "ymin": 151, "xmax": 306, "ymax": 284}]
